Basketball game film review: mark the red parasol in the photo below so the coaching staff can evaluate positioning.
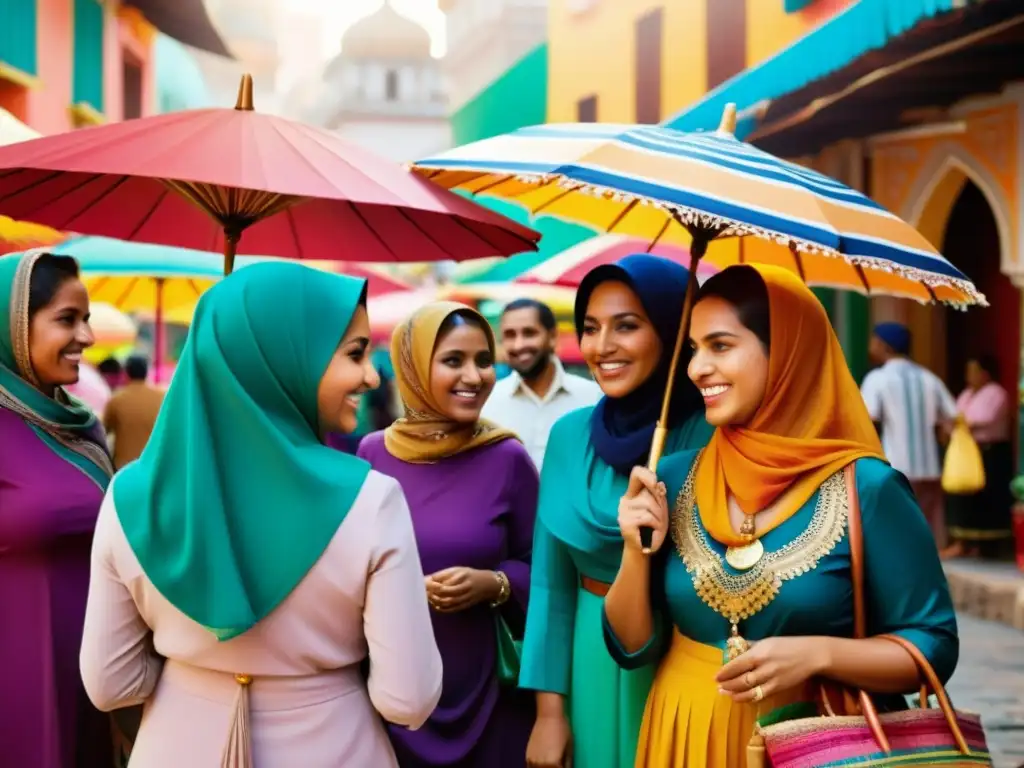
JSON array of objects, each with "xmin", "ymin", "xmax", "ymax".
[{"xmin": 0, "ymin": 75, "xmax": 539, "ymax": 274}]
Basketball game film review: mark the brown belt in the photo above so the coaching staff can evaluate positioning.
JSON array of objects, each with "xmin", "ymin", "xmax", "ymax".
[{"xmin": 580, "ymin": 575, "xmax": 611, "ymax": 597}]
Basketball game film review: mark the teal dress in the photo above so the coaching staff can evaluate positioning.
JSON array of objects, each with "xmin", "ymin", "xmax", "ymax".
[
  {"xmin": 605, "ymin": 449, "xmax": 959, "ymax": 684},
  {"xmin": 519, "ymin": 408, "xmax": 714, "ymax": 768}
]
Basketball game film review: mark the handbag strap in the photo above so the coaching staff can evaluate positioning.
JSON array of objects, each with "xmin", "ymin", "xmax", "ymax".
[{"xmin": 843, "ymin": 464, "xmax": 971, "ymax": 757}]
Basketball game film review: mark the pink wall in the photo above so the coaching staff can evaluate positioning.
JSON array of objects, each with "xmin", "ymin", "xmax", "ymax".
[
  {"xmin": 12, "ymin": 0, "xmax": 155, "ymax": 135},
  {"xmin": 26, "ymin": 0, "xmax": 73, "ymax": 134}
]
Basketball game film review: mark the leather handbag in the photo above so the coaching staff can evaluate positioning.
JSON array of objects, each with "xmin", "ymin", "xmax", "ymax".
[{"xmin": 750, "ymin": 464, "xmax": 992, "ymax": 767}]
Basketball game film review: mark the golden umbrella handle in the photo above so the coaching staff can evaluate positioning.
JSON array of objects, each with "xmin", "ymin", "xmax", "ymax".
[{"xmin": 638, "ymin": 104, "xmax": 737, "ymax": 553}]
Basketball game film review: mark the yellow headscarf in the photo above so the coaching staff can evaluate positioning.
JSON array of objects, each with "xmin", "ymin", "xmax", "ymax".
[
  {"xmin": 695, "ymin": 264, "xmax": 886, "ymax": 546},
  {"xmin": 384, "ymin": 301, "xmax": 518, "ymax": 463}
]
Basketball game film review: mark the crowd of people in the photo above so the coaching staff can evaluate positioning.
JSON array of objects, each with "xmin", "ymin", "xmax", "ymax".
[{"xmin": 0, "ymin": 244, "xmax": 992, "ymax": 767}]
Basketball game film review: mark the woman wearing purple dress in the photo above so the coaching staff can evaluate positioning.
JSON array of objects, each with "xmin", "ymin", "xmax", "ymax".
[
  {"xmin": 359, "ymin": 301, "xmax": 539, "ymax": 767},
  {"xmin": 0, "ymin": 250, "xmax": 116, "ymax": 767}
]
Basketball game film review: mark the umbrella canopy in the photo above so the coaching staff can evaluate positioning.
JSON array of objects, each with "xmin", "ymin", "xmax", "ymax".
[
  {"xmin": 90, "ymin": 302, "xmax": 138, "ymax": 347},
  {"xmin": 52, "ymin": 236, "xmax": 411, "ymax": 312},
  {"xmin": 0, "ymin": 75, "xmax": 540, "ymax": 275},
  {"xmin": 413, "ymin": 107, "xmax": 983, "ymax": 307},
  {"xmin": 516, "ymin": 234, "xmax": 719, "ymax": 287},
  {"xmin": 0, "ymin": 215, "xmax": 66, "ymax": 256}
]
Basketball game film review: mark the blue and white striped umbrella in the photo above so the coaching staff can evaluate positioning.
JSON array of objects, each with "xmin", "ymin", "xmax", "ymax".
[{"xmin": 414, "ymin": 109, "xmax": 984, "ymax": 307}]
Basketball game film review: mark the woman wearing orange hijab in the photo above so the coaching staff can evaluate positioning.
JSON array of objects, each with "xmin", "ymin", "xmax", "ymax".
[{"xmin": 602, "ymin": 264, "xmax": 958, "ymax": 766}]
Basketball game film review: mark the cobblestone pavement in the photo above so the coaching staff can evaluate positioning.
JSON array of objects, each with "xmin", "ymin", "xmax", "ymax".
[{"xmin": 947, "ymin": 613, "xmax": 1024, "ymax": 767}]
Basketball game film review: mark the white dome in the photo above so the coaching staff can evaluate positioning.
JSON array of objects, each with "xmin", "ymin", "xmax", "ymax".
[{"xmin": 342, "ymin": 2, "xmax": 432, "ymax": 60}]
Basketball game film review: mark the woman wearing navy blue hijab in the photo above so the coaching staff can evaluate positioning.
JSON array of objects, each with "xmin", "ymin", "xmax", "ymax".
[{"xmin": 520, "ymin": 254, "xmax": 712, "ymax": 768}]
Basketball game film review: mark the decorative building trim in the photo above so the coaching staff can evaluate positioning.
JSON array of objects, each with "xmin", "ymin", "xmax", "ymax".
[
  {"xmin": 901, "ymin": 142, "xmax": 1014, "ymax": 276},
  {"xmin": 68, "ymin": 102, "xmax": 106, "ymax": 127},
  {"xmin": 0, "ymin": 62, "xmax": 41, "ymax": 90},
  {"xmin": 867, "ymin": 121, "xmax": 967, "ymax": 147}
]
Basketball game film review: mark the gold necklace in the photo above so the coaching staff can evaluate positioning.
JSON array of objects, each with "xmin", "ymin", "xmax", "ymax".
[
  {"xmin": 724, "ymin": 510, "xmax": 765, "ymax": 571},
  {"xmin": 672, "ymin": 455, "xmax": 848, "ymax": 664}
]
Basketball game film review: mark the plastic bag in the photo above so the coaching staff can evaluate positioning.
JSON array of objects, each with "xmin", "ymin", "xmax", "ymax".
[{"xmin": 941, "ymin": 416, "xmax": 986, "ymax": 495}]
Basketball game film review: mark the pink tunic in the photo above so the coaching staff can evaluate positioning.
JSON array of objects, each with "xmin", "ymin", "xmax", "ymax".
[
  {"xmin": 956, "ymin": 382, "xmax": 1011, "ymax": 444},
  {"xmin": 80, "ymin": 471, "xmax": 443, "ymax": 767}
]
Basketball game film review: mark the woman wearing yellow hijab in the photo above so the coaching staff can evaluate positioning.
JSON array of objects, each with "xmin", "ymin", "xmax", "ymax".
[
  {"xmin": 602, "ymin": 265, "xmax": 958, "ymax": 766},
  {"xmin": 358, "ymin": 301, "xmax": 539, "ymax": 767}
]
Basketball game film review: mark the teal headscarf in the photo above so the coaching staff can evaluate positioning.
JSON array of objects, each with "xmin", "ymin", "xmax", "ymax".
[
  {"xmin": 114, "ymin": 262, "xmax": 372, "ymax": 641},
  {"xmin": 0, "ymin": 250, "xmax": 113, "ymax": 489}
]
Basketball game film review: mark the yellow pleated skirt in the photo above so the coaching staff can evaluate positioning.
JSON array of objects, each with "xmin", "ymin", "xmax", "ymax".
[{"xmin": 635, "ymin": 631, "xmax": 810, "ymax": 768}]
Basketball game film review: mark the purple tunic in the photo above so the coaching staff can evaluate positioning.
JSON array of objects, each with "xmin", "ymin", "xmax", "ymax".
[
  {"xmin": 0, "ymin": 407, "xmax": 114, "ymax": 767},
  {"xmin": 358, "ymin": 432, "xmax": 538, "ymax": 768}
]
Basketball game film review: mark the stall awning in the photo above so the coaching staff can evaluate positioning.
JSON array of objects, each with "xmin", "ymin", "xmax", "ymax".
[
  {"xmin": 664, "ymin": 0, "xmax": 994, "ymax": 139},
  {"xmin": 749, "ymin": 0, "xmax": 1024, "ymax": 156},
  {"xmin": 123, "ymin": 0, "xmax": 231, "ymax": 57}
]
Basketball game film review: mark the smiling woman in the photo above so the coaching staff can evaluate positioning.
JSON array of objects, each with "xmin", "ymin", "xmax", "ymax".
[
  {"xmin": 603, "ymin": 265, "xmax": 960, "ymax": 767},
  {"xmin": 27, "ymin": 254, "xmax": 95, "ymax": 394},
  {"xmin": 358, "ymin": 301, "xmax": 540, "ymax": 767},
  {"xmin": 429, "ymin": 310, "xmax": 497, "ymax": 423},
  {"xmin": 0, "ymin": 250, "xmax": 116, "ymax": 768},
  {"xmin": 518, "ymin": 254, "xmax": 713, "ymax": 768},
  {"xmin": 79, "ymin": 263, "xmax": 443, "ymax": 767}
]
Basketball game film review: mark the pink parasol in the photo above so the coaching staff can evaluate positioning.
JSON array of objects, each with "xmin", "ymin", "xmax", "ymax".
[
  {"xmin": 516, "ymin": 234, "xmax": 719, "ymax": 287},
  {"xmin": 0, "ymin": 75, "xmax": 539, "ymax": 274}
]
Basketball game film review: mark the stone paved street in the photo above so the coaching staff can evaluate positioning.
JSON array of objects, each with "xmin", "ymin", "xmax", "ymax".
[{"xmin": 947, "ymin": 614, "xmax": 1024, "ymax": 767}]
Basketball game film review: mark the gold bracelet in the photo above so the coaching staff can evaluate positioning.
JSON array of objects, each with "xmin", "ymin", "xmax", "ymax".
[{"xmin": 490, "ymin": 570, "xmax": 511, "ymax": 607}]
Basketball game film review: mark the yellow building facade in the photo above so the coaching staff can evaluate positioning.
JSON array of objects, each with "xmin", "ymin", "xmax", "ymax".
[{"xmin": 546, "ymin": 0, "xmax": 855, "ymax": 123}]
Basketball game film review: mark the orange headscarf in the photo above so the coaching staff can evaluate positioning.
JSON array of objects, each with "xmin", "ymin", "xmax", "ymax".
[
  {"xmin": 384, "ymin": 301, "xmax": 518, "ymax": 463},
  {"xmin": 695, "ymin": 264, "xmax": 885, "ymax": 546}
]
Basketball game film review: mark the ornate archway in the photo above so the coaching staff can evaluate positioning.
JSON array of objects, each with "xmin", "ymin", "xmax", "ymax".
[
  {"xmin": 896, "ymin": 146, "xmax": 1018, "ymax": 402},
  {"xmin": 901, "ymin": 143, "xmax": 1015, "ymax": 275}
]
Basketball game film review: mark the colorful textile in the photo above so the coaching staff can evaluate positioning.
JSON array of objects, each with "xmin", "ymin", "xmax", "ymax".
[{"xmin": 761, "ymin": 707, "xmax": 991, "ymax": 767}]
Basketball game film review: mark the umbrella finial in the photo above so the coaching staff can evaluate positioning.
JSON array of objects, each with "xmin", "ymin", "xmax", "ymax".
[
  {"xmin": 717, "ymin": 103, "xmax": 738, "ymax": 135},
  {"xmin": 235, "ymin": 74, "xmax": 254, "ymax": 111}
]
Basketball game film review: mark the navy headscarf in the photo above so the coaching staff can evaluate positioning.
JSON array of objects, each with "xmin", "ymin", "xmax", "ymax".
[{"xmin": 574, "ymin": 253, "xmax": 705, "ymax": 474}]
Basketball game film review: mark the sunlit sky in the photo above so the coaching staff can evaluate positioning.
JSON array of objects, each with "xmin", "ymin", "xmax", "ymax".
[{"xmin": 291, "ymin": 0, "xmax": 447, "ymax": 58}]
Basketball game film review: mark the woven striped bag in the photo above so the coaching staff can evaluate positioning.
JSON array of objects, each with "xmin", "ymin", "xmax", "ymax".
[{"xmin": 750, "ymin": 465, "xmax": 992, "ymax": 767}]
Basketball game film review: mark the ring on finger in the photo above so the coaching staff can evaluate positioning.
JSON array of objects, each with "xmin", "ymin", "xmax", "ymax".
[
  {"xmin": 744, "ymin": 671, "xmax": 756, "ymax": 688},
  {"xmin": 752, "ymin": 685, "xmax": 765, "ymax": 703}
]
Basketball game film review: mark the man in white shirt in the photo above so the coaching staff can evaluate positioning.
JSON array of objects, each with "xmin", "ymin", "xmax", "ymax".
[
  {"xmin": 860, "ymin": 322, "xmax": 957, "ymax": 546},
  {"xmin": 482, "ymin": 298, "xmax": 601, "ymax": 470}
]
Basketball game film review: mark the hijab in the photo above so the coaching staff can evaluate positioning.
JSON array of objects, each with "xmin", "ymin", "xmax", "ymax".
[
  {"xmin": 694, "ymin": 264, "xmax": 886, "ymax": 546},
  {"xmin": 385, "ymin": 301, "xmax": 518, "ymax": 463},
  {"xmin": 114, "ymin": 262, "xmax": 372, "ymax": 641},
  {"xmin": 0, "ymin": 250, "xmax": 113, "ymax": 489},
  {"xmin": 574, "ymin": 253, "xmax": 705, "ymax": 474}
]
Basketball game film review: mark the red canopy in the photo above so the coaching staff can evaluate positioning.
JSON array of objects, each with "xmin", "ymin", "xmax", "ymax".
[{"xmin": 0, "ymin": 76, "xmax": 539, "ymax": 273}]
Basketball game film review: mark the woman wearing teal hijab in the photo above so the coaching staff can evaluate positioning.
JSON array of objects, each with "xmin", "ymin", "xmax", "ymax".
[
  {"xmin": 0, "ymin": 250, "xmax": 117, "ymax": 768},
  {"xmin": 80, "ymin": 262, "xmax": 443, "ymax": 768}
]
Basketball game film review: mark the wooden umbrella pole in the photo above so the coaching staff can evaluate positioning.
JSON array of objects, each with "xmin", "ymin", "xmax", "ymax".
[
  {"xmin": 646, "ymin": 233, "xmax": 709, "ymax": 472},
  {"xmin": 640, "ymin": 229, "xmax": 711, "ymax": 553},
  {"xmin": 223, "ymin": 229, "xmax": 240, "ymax": 275}
]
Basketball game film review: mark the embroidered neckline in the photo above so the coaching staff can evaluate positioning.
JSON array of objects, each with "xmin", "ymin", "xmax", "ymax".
[{"xmin": 671, "ymin": 450, "xmax": 849, "ymax": 624}]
